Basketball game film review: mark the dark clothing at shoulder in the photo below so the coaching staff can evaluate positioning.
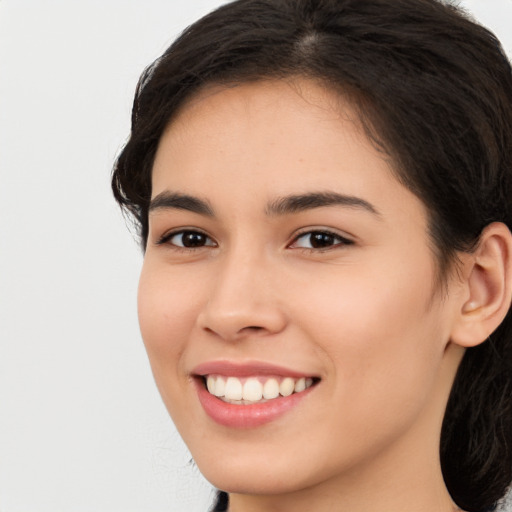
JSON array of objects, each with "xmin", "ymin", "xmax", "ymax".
[{"xmin": 211, "ymin": 491, "xmax": 229, "ymax": 511}]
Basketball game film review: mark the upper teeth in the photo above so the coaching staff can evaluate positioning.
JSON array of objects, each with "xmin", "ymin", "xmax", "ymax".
[{"xmin": 206, "ymin": 375, "xmax": 314, "ymax": 404}]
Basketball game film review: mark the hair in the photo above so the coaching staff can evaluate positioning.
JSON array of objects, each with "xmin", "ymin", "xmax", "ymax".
[{"xmin": 112, "ymin": 0, "xmax": 512, "ymax": 510}]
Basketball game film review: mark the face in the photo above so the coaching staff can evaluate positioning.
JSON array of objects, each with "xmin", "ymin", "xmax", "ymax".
[{"xmin": 138, "ymin": 79, "xmax": 462, "ymax": 496}]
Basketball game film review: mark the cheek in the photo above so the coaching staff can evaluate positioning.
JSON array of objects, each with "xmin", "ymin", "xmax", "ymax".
[
  {"xmin": 137, "ymin": 262, "xmax": 199, "ymax": 382},
  {"xmin": 292, "ymin": 258, "xmax": 446, "ymax": 418}
]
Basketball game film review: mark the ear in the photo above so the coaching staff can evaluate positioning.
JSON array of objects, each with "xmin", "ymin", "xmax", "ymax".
[{"xmin": 450, "ymin": 222, "xmax": 512, "ymax": 348}]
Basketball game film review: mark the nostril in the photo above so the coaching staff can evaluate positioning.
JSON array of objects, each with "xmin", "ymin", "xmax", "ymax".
[
  {"xmin": 202, "ymin": 325, "xmax": 264, "ymax": 338},
  {"xmin": 238, "ymin": 326, "xmax": 267, "ymax": 336}
]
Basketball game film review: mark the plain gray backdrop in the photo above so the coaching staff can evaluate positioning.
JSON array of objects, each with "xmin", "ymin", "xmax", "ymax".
[{"xmin": 0, "ymin": 1, "xmax": 511, "ymax": 511}]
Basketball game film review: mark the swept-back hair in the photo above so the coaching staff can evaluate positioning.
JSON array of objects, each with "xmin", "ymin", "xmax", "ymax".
[{"xmin": 112, "ymin": 1, "xmax": 512, "ymax": 510}]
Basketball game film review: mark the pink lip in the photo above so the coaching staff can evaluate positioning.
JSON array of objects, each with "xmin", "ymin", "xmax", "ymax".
[
  {"xmin": 192, "ymin": 360, "xmax": 314, "ymax": 378},
  {"xmin": 191, "ymin": 360, "xmax": 318, "ymax": 429},
  {"xmin": 195, "ymin": 380, "xmax": 315, "ymax": 428}
]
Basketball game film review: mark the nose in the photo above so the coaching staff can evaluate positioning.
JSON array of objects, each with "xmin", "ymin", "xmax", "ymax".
[{"xmin": 197, "ymin": 251, "xmax": 287, "ymax": 342}]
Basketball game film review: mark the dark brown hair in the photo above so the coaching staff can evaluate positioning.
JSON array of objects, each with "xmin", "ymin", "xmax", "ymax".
[{"xmin": 112, "ymin": 1, "xmax": 512, "ymax": 510}]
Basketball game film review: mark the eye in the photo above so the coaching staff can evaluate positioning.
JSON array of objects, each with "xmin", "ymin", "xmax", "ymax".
[
  {"xmin": 289, "ymin": 230, "xmax": 353, "ymax": 250},
  {"xmin": 158, "ymin": 230, "xmax": 216, "ymax": 249}
]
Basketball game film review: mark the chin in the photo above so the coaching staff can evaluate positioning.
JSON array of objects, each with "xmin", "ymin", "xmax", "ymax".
[
  {"xmin": 188, "ymin": 434, "xmax": 350, "ymax": 498},
  {"xmin": 199, "ymin": 462, "xmax": 314, "ymax": 496}
]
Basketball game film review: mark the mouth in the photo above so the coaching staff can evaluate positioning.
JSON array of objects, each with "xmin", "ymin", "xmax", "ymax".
[
  {"xmin": 192, "ymin": 362, "xmax": 320, "ymax": 428},
  {"xmin": 202, "ymin": 374, "xmax": 317, "ymax": 405}
]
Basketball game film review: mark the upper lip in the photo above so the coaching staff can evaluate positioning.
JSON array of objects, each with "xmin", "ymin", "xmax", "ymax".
[{"xmin": 192, "ymin": 360, "xmax": 318, "ymax": 379}]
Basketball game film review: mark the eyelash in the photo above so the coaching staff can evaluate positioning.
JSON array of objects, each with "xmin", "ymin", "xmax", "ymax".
[
  {"xmin": 156, "ymin": 228, "xmax": 354, "ymax": 252},
  {"xmin": 156, "ymin": 229, "xmax": 216, "ymax": 251},
  {"xmin": 289, "ymin": 230, "xmax": 354, "ymax": 251}
]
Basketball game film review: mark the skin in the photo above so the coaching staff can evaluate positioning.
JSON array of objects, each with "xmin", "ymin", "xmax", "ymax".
[{"xmin": 138, "ymin": 79, "xmax": 472, "ymax": 512}]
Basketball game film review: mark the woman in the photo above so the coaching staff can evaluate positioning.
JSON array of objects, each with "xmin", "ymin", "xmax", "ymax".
[{"xmin": 112, "ymin": 0, "xmax": 512, "ymax": 511}]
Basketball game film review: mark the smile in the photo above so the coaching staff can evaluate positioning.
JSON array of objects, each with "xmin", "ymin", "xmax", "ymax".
[
  {"xmin": 193, "ymin": 362, "xmax": 320, "ymax": 428},
  {"xmin": 205, "ymin": 375, "xmax": 315, "ymax": 404}
]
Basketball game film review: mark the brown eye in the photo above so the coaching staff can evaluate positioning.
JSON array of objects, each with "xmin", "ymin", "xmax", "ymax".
[
  {"xmin": 291, "ymin": 230, "xmax": 353, "ymax": 250},
  {"xmin": 165, "ymin": 230, "xmax": 216, "ymax": 248},
  {"xmin": 309, "ymin": 232, "xmax": 337, "ymax": 248}
]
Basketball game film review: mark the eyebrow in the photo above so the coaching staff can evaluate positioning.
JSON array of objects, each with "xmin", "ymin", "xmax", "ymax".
[
  {"xmin": 149, "ymin": 191, "xmax": 214, "ymax": 216},
  {"xmin": 265, "ymin": 191, "xmax": 380, "ymax": 217},
  {"xmin": 148, "ymin": 190, "xmax": 380, "ymax": 218}
]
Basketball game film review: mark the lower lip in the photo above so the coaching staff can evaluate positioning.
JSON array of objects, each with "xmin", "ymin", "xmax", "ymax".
[{"xmin": 195, "ymin": 379, "xmax": 315, "ymax": 428}]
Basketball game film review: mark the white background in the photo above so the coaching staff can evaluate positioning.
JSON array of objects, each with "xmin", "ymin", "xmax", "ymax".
[{"xmin": 0, "ymin": 1, "xmax": 511, "ymax": 511}]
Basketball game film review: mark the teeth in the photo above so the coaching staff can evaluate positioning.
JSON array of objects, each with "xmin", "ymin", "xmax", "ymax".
[
  {"xmin": 243, "ymin": 378, "xmax": 263, "ymax": 401},
  {"xmin": 224, "ymin": 377, "xmax": 243, "ymax": 400},
  {"xmin": 279, "ymin": 377, "xmax": 295, "ymax": 397},
  {"xmin": 205, "ymin": 375, "xmax": 315, "ymax": 403},
  {"xmin": 263, "ymin": 378, "xmax": 280, "ymax": 399},
  {"xmin": 214, "ymin": 376, "xmax": 226, "ymax": 397},
  {"xmin": 207, "ymin": 375, "xmax": 216, "ymax": 394},
  {"xmin": 294, "ymin": 377, "xmax": 306, "ymax": 393}
]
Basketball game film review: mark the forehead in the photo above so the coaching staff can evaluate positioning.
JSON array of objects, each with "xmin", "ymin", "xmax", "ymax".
[
  {"xmin": 167, "ymin": 78, "xmax": 355, "ymax": 131},
  {"xmin": 151, "ymin": 79, "xmax": 425, "ymax": 224}
]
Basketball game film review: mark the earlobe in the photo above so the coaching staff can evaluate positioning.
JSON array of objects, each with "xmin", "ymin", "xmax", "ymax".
[{"xmin": 451, "ymin": 222, "xmax": 512, "ymax": 348}]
